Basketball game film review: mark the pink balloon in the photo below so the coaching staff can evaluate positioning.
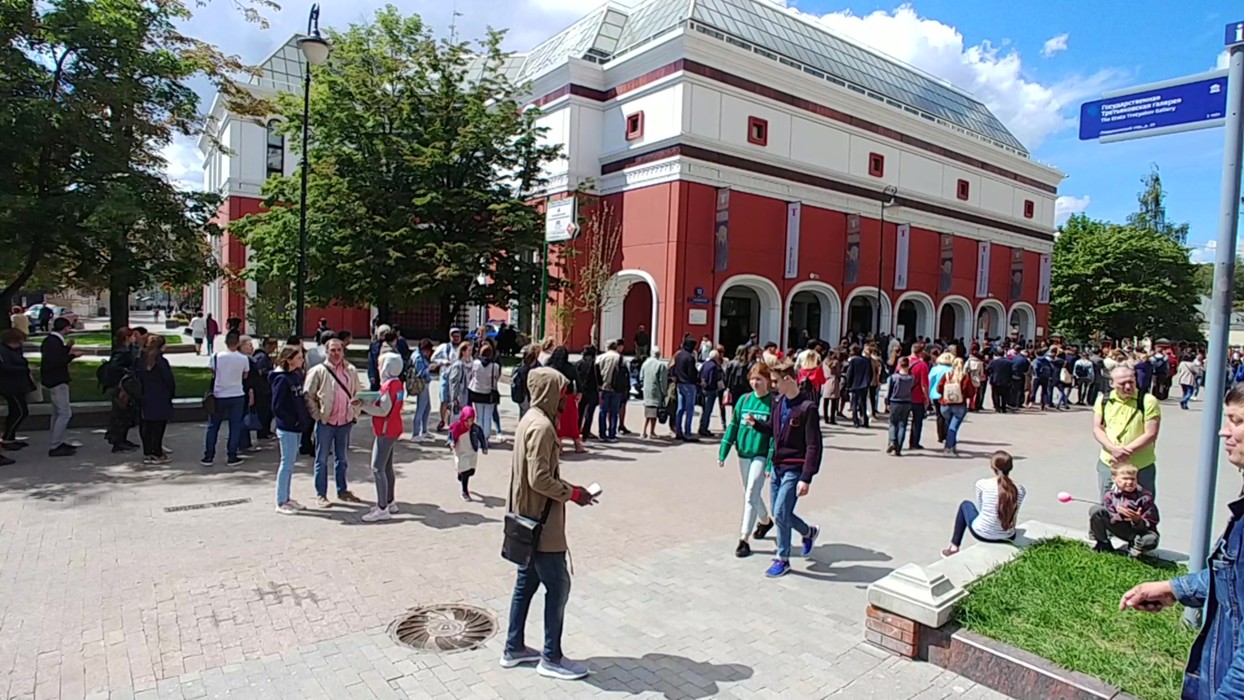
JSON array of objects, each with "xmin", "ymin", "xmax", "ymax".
[{"xmin": 1057, "ymin": 492, "xmax": 1072, "ymax": 503}]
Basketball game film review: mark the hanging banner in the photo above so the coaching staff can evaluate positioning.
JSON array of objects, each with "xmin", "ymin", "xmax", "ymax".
[
  {"xmin": 844, "ymin": 213, "xmax": 861, "ymax": 285},
  {"xmin": 1037, "ymin": 253, "xmax": 1052, "ymax": 304},
  {"xmin": 975, "ymin": 241, "xmax": 991, "ymax": 298},
  {"xmin": 784, "ymin": 202, "xmax": 801, "ymax": 279},
  {"xmin": 938, "ymin": 234, "xmax": 954, "ymax": 294},
  {"xmin": 714, "ymin": 188, "xmax": 730, "ymax": 273},
  {"xmin": 1010, "ymin": 248, "xmax": 1025, "ymax": 301},
  {"xmin": 894, "ymin": 223, "xmax": 910, "ymax": 291}
]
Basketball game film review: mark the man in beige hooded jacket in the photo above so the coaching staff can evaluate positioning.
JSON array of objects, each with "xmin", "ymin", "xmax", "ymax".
[{"xmin": 502, "ymin": 367, "xmax": 595, "ymax": 680}]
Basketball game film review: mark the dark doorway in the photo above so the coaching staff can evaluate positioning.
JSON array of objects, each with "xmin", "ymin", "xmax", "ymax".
[{"xmin": 720, "ymin": 287, "xmax": 759, "ymax": 354}]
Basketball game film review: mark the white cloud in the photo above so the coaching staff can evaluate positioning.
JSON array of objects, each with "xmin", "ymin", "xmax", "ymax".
[
  {"xmin": 1190, "ymin": 240, "xmax": 1216, "ymax": 264},
  {"xmin": 160, "ymin": 136, "xmax": 204, "ymax": 192},
  {"xmin": 1217, "ymin": 50, "xmax": 1231, "ymax": 70},
  {"xmin": 1054, "ymin": 194, "xmax": 1090, "ymax": 223},
  {"xmin": 1041, "ymin": 33, "xmax": 1069, "ymax": 58},
  {"xmin": 780, "ymin": 4, "xmax": 1119, "ymax": 150}
]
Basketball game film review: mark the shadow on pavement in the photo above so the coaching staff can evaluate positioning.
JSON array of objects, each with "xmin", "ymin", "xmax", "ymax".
[{"xmin": 583, "ymin": 653, "xmax": 753, "ymax": 699}]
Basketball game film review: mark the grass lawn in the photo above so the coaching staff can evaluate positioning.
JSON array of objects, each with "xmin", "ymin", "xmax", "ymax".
[
  {"xmin": 27, "ymin": 359, "xmax": 212, "ymax": 403},
  {"xmin": 955, "ymin": 538, "xmax": 1196, "ymax": 700},
  {"xmin": 67, "ymin": 331, "xmax": 186, "ymax": 346}
]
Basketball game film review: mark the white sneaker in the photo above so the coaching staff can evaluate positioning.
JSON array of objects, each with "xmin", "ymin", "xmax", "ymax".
[
  {"xmin": 362, "ymin": 506, "xmax": 391, "ymax": 522},
  {"xmin": 387, "ymin": 503, "xmax": 400, "ymax": 514},
  {"xmin": 285, "ymin": 499, "xmax": 306, "ymax": 511},
  {"xmin": 275, "ymin": 503, "xmax": 299, "ymax": 515}
]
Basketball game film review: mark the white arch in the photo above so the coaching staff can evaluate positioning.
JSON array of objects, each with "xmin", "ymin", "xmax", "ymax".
[
  {"xmin": 893, "ymin": 291, "xmax": 936, "ymax": 341},
  {"xmin": 784, "ymin": 281, "xmax": 843, "ymax": 345},
  {"xmin": 600, "ymin": 269, "xmax": 660, "ymax": 352},
  {"xmin": 714, "ymin": 274, "xmax": 783, "ymax": 347},
  {"xmin": 841, "ymin": 286, "xmax": 894, "ymax": 338},
  {"xmin": 975, "ymin": 299, "xmax": 1007, "ymax": 341},
  {"xmin": 1008, "ymin": 302, "xmax": 1037, "ymax": 342},
  {"xmin": 936, "ymin": 295, "xmax": 975, "ymax": 342}
]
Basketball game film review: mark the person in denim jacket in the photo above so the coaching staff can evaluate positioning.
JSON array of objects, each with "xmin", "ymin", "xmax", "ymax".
[{"xmin": 1119, "ymin": 384, "xmax": 1244, "ymax": 698}]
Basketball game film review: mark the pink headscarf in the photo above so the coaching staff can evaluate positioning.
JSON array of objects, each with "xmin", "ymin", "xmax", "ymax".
[{"xmin": 449, "ymin": 406, "xmax": 476, "ymax": 444}]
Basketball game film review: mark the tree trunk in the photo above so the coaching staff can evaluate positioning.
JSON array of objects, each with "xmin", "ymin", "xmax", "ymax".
[
  {"xmin": 109, "ymin": 272, "xmax": 130, "ymax": 332},
  {"xmin": 0, "ymin": 247, "xmax": 43, "ymax": 332},
  {"xmin": 376, "ymin": 297, "xmax": 391, "ymax": 326},
  {"xmin": 438, "ymin": 296, "xmax": 453, "ymax": 338}
]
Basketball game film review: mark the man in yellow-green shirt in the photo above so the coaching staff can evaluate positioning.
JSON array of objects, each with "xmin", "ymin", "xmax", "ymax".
[{"xmin": 1092, "ymin": 365, "xmax": 1161, "ymax": 500}]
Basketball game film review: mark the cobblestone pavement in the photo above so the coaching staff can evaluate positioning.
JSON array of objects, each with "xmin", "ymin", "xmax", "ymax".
[{"xmin": 0, "ymin": 392, "xmax": 1225, "ymax": 699}]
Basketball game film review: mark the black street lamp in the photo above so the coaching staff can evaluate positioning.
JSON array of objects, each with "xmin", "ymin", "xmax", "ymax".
[
  {"xmin": 293, "ymin": 4, "xmax": 332, "ymax": 339},
  {"xmin": 876, "ymin": 185, "xmax": 898, "ymax": 335}
]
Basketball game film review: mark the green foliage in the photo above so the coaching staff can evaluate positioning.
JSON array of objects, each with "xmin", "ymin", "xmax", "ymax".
[
  {"xmin": 1127, "ymin": 165, "xmax": 1189, "ymax": 246},
  {"xmin": 1193, "ymin": 260, "xmax": 1244, "ymax": 310},
  {"xmin": 247, "ymin": 278, "xmax": 293, "ymax": 339},
  {"xmin": 233, "ymin": 5, "xmax": 562, "ymax": 328},
  {"xmin": 957, "ymin": 538, "xmax": 1193, "ymax": 700},
  {"xmin": 1052, "ymin": 214, "xmax": 1203, "ymax": 342}
]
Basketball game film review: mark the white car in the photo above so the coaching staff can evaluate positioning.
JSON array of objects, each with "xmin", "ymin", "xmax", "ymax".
[{"xmin": 25, "ymin": 304, "xmax": 83, "ymax": 330}]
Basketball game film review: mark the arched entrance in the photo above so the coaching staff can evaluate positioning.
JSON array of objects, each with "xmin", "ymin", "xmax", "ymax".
[
  {"xmin": 841, "ymin": 286, "xmax": 893, "ymax": 339},
  {"xmin": 936, "ymin": 295, "xmax": 974, "ymax": 343},
  {"xmin": 715, "ymin": 274, "xmax": 782, "ymax": 352},
  {"xmin": 784, "ymin": 281, "xmax": 842, "ymax": 347},
  {"xmin": 894, "ymin": 292, "xmax": 935, "ymax": 343},
  {"xmin": 600, "ymin": 269, "xmax": 659, "ymax": 352},
  {"xmin": 1008, "ymin": 302, "xmax": 1037, "ymax": 344},
  {"xmin": 975, "ymin": 300, "xmax": 1006, "ymax": 342}
]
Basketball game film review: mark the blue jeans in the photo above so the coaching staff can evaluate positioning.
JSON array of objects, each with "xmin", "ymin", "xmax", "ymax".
[
  {"xmin": 941, "ymin": 403, "xmax": 968, "ymax": 449},
  {"xmin": 699, "ymin": 390, "xmax": 717, "ymax": 433},
  {"xmin": 676, "ymin": 384, "xmax": 698, "ymax": 437},
  {"xmin": 275, "ymin": 429, "xmax": 300, "ymax": 505},
  {"xmin": 505, "ymin": 551, "xmax": 570, "ymax": 663},
  {"xmin": 908, "ymin": 402, "xmax": 926, "ymax": 448},
  {"xmin": 313, "ymin": 422, "xmax": 353, "ymax": 498},
  {"xmin": 770, "ymin": 470, "xmax": 810, "ymax": 561},
  {"xmin": 475, "ymin": 402, "xmax": 496, "ymax": 442},
  {"xmin": 600, "ymin": 392, "xmax": 623, "ymax": 439},
  {"xmin": 413, "ymin": 384, "xmax": 431, "ymax": 435},
  {"xmin": 887, "ymin": 402, "xmax": 911, "ymax": 450},
  {"xmin": 1181, "ymin": 383, "xmax": 1195, "ymax": 409},
  {"xmin": 940, "ymin": 405, "xmax": 970, "ymax": 450},
  {"xmin": 951, "ymin": 501, "xmax": 1014, "ymax": 547},
  {"xmin": 203, "ymin": 395, "xmax": 246, "ymax": 462}
]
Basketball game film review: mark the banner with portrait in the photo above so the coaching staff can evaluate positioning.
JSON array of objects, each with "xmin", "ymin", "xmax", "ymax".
[
  {"xmin": 844, "ymin": 213, "xmax": 861, "ymax": 285},
  {"xmin": 1009, "ymin": 248, "xmax": 1025, "ymax": 301},
  {"xmin": 714, "ymin": 188, "xmax": 730, "ymax": 273},
  {"xmin": 894, "ymin": 223, "xmax": 910, "ymax": 291},
  {"xmin": 784, "ymin": 202, "xmax": 801, "ymax": 279},
  {"xmin": 938, "ymin": 234, "xmax": 954, "ymax": 295},
  {"xmin": 975, "ymin": 241, "xmax": 991, "ymax": 298}
]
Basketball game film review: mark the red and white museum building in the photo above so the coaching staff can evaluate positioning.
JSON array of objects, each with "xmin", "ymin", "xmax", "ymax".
[{"xmin": 201, "ymin": 0, "xmax": 1060, "ymax": 348}]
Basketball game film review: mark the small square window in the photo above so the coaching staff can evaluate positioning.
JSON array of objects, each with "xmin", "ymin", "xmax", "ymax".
[
  {"xmin": 1023, "ymin": 200, "xmax": 1035, "ymax": 218},
  {"xmin": 868, "ymin": 153, "xmax": 885, "ymax": 178},
  {"xmin": 625, "ymin": 111, "xmax": 644, "ymax": 141},
  {"xmin": 956, "ymin": 179, "xmax": 970, "ymax": 201},
  {"xmin": 747, "ymin": 116, "xmax": 768, "ymax": 146}
]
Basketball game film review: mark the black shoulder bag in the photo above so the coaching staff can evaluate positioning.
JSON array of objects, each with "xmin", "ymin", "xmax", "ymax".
[{"xmin": 502, "ymin": 468, "xmax": 554, "ymax": 567}]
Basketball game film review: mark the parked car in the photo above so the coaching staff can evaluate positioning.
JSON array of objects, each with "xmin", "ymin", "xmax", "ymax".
[{"xmin": 25, "ymin": 304, "xmax": 82, "ymax": 330}]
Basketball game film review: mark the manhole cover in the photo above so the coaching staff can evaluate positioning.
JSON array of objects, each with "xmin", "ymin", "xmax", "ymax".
[{"xmin": 389, "ymin": 604, "xmax": 497, "ymax": 653}]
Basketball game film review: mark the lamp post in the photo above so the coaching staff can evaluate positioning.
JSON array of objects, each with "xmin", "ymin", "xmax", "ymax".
[
  {"xmin": 876, "ymin": 185, "xmax": 898, "ymax": 335},
  {"xmin": 293, "ymin": 4, "xmax": 332, "ymax": 339}
]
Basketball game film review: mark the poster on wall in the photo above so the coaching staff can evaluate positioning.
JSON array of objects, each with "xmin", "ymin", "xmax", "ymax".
[
  {"xmin": 1010, "ymin": 248, "xmax": 1025, "ymax": 301},
  {"xmin": 975, "ymin": 241, "xmax": 991, "ymax": 298},
  {"xmin": 844, "ymin": 213, "xmax": 861, "ymax": 285},
  {"xmin": 894, "ymin": 223, "xmax": 910, "ymax": 291},
  {"xmin": 784, "ymin": 202, "xmax": 801, "ymax": 279},
  {"xmin": 714, "ymin": 188, "xmax": 730, "ymax": 273},
  {"xmin": 1037, "ymin": 253, "xmax": 1052, "ymax": 305},
  {"xmin": 938, "ymin": 234, "xmax": 954, "ymax": 295}
]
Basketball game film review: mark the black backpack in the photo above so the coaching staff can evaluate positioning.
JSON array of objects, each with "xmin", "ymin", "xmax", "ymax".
[
  {"xmin": 97, "ymin": 357, "xmax": 126, "ymax": 390},
  {"xmin": 510, "ymin": 363, "xmax": 529, "ymax": 404}
]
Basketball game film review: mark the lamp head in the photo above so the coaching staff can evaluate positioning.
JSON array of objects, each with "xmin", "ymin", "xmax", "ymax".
[{"xmin": 298, "ymin": 35, "xmax": 332, "ymax": 66}]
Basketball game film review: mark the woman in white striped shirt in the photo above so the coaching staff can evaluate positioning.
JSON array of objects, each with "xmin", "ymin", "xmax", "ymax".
[{"xmin": 942, "ymin": 451, "xmax": 1025, "ymax": 557}]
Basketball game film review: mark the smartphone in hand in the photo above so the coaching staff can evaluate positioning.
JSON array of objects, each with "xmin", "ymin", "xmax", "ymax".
[{"xmin": 587, "ymin": 483, "xmax": 603, "ymax": 497}]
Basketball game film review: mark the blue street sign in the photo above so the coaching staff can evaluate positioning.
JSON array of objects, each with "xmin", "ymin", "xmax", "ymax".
[
  {"xmin": 1079, "ymin": 72, "xmax": 1228, "ymax": 142},
  {"xmin": 1227, "ymin": 20, "xmax": 1244, "ymax": 46}
]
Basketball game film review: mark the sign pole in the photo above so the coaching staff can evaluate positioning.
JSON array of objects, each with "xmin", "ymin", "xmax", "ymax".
[
  {"xmin": 1185, "ymin": 41, "xmax": 1244, "ymax": 627},
  {"xmin": 538, "ymin": 238, "xmax": 549, "ymax": 340}
]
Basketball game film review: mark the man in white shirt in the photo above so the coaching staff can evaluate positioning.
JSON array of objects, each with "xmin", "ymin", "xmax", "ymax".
[
  {"xmin": 200, "ymin": 331, "xmax": 250, "ymax": 467},
  {"xmin": 432, "ymin": 327, "xmax": 463, "ymax": 431}
]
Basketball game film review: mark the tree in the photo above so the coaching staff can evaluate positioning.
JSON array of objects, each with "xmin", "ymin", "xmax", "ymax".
[
  {"xmin": 0, "ymin": 0, "xmax": 259, "ymax": 330},
  {"xmin": 1051, "ymin": 213, "xmax": 1203, "ymax": 342},
  {"xmin": 233, "ymin": 6, "xmax": 562, "ymax": 330},
  {"xmin": 558, "ymin": 196, "xmax": 624, "ymax": 347},
  {"xmin": 1193, "ymin": 259, "xmax": 1244, "ymax": 309},
  {"xmin": 1127, "ymin": 164, "xmax": 1189, "ymax": 245}
]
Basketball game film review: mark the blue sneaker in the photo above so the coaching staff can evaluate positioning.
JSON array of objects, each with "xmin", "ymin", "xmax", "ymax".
[
  {"xmin": 802, "ymin": 525, "xmax": 820, "ymax": 557},
  {"xmin": 499, "ymin": 647, "xmax": 541, "ymax": 669},
  {"xmin": 764, "ymin": 559, "xmax": 790, "ymax": 578}
]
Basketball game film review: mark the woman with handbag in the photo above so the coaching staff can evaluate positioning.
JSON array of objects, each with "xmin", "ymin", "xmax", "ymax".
[
  {"xmin": 0, "ymin": 328, "xmax": 34, "ymax": 463},
  {"xmin": 546, "ymin": 347, "xmax": 585, "ymax": 454},
  {"xmin": 270, "ymin": 345, "xmax": 310, "ymax": 514},
  {"xmin": 639, "ymin": 346, "xmax": 668, "ymax": 439},
  {"xmin": 136, "ymin": 335, "xmax": 175, "ymax": 465},
  {"xmin": 468, "ymin": 343, "xmax": 503, "ymax": 442},
  {"xmin": 410, "ymin": 339, "xmax": 434, "ymax": 440},
  {"xmin": 443, "ymin": 342, "xmax": 473, "ymax": 426}
]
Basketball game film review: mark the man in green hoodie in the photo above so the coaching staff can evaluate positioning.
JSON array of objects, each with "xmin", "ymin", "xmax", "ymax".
[{"xmin": 718, "ymin": 363, "xmax": 775, "ymax": 558}]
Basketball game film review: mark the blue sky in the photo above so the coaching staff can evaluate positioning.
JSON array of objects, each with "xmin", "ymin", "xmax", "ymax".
[{"xmin": 176, "ymin": 0, "xmax": 1239, "ymax": 260}]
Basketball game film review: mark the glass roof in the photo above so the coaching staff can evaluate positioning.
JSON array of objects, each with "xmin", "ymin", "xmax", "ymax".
[
  {"xmin": 248, "ymin": 38, "xmax": 306, "ymax": 93},
  {"xmin": 513, "ymin": 0, "xmax": 1026, "ymax": 155}
]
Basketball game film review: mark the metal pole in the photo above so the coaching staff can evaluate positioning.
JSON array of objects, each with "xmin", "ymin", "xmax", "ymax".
[
  {"xmin": 877, "ymin": 186, "xmax": 897, "ymax": 336},
  {"xmin": 295, "ymin": 64, "xmax": 311, "ymax": 339},
  {"xmin": 1185, "ymin": 43, "xmax": 1244, "ymax": 627},
  {"xmin": 538, "ymin": 239, "xmax": 549, "ymax": 339}
]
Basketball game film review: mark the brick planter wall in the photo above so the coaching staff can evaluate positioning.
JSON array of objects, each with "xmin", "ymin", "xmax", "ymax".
[{"xmin": 864, "ymin": 605, "xmax": 919, "ymax": 658}]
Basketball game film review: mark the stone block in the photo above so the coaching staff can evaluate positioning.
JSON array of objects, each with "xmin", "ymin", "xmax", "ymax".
[{"xmin": 866, "ymin": 564, "xmax": 966, "ymax": 629}]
